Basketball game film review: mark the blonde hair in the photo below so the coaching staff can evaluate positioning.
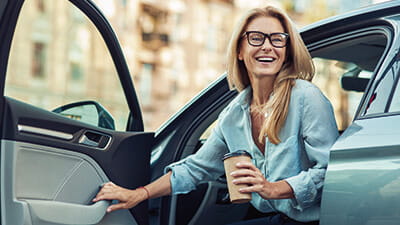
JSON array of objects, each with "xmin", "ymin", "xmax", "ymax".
[{"xmin": 226, "ymin": 6, "xmax": 314, "ymax": 144}]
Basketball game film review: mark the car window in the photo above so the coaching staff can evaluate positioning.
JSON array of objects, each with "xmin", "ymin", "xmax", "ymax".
[
  {"xmin": 363, "ymin": 64, "xmax": 397, "ymax": 116},
  {"xmin": 312, "ymin": 58, "xmax": 372, "ymax": 131},
  {"xmin": 387, "ymin": 55, "xmax": 400, "ymax": 112},
  {"xmin": 5, "ymin": 0, "xmax": 129, "ymax": 131},
  {"xmin": 360, "ymin": 37, "xmax": 396, "ymax": 116},
  {"xmin": 199, "ymin": 120, "xmax": 217, "ymax": 140},
  {"xmin": 92, "ymin": 1, "xmax": 233, "ymax": 131},
  {"xmin": 311, "ymin": 32, "xmax": 388, "ymax": 121}
]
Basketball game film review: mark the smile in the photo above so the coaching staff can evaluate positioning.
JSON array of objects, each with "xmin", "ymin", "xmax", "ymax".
[{"xmin": 256, "ymin": 57, "xmax": 275, "ymax": 63}]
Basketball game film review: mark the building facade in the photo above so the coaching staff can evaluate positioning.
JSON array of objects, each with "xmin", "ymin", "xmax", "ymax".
[{"xmin": 5, "ymin": 0, "xmax": 380, "ymax": 131}]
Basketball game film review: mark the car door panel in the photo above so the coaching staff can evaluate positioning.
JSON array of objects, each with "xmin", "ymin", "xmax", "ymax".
[
  {"xmin": 2, "ymin": 140, "xmax": 113, "ymax": 225},
  {"xmin": 1, "ymin": 97, "xmax": 154, "ymax": 225},
  {"xmin": 320, "ymin": 116, "xmax": 400, "ymax": 225}
]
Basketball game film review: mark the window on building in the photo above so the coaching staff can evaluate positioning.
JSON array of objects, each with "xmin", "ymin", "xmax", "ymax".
[
  {"xmin": 36, "ymin": 0, "xmax": 45, "ymax": 13},
  {"xmin": 70, "ymin": 62, "xmax": 83, "ymax": 81},
  {"xmin": 32, "ymin": 42, "xmax": 46, "ymax": 78},
  {"xmin": 139, "ymin": 63, "xmax": 154, "ymax": 107}
]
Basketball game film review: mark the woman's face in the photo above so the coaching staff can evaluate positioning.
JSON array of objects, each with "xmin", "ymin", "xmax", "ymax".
[{"xmin": 238, "ymin": 16, "xmax": 287, "ymax": 80}]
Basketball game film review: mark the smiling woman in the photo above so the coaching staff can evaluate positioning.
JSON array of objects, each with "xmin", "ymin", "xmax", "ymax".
[
  {"xmin": 93, "ymin": 5, "xmax": 339, "ymax": 225},
  {"xmin": 238, "ymin": 17, "xmax": 288, "ymax": 83}
]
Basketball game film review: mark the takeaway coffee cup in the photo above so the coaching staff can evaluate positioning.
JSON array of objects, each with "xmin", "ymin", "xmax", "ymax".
[{"xmin": 222, "ymin": 150, "xmax": 252, "ymax": 203}]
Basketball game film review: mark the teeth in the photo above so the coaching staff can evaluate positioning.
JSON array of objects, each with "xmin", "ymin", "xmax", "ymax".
[{"xmin": 257, "ymin": 57, "xmax": 274, "ymax": 62}]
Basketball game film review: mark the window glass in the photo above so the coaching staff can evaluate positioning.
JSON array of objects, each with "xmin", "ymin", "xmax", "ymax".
[
  {"xmin": 312, "ymin": 58, "xmax": 371, "ymax": 131},
  {"xmin": 199, "ymin": 121, "xmax": 217, "ymax": 140},
  {"xmin": 363, "ymin": 58, "xmax": 399, "ymax": 116},
  {"xmin": 5, "ymin": 0, "xmax": 129, "ymax": 131},
  {"xmin": 92, "ymin": 0, "xmax": 234, "ymax": 131},
  {"xmin": 311, "ymin": 33, "xmax": 387, "ymax": 122},
  {"xmin": 387, "ymin": 56, "xmax": 400, "ymax": 112},
  {"xmin": 389, "ymin": 83, "xmax": 400, "ymax": 112}
]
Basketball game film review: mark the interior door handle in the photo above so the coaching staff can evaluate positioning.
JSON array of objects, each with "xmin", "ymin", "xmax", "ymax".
[
  {"xmin": 25, "ymin": 199, "xmax": 110, "ymax": 224},
  {"xmin": 79, "ymin": 132, "xmax": 101, "ymax": 147},
  {"xmin": 79, "ymin": 131, "xmax": 111, "ymax": 149}
]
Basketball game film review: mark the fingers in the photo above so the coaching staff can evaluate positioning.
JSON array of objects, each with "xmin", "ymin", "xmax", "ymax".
[
  {"xmin": 229, "ymin": 162, "xmax": 266, "ymax": 193},
  {"xmin": 230, "ymin": 169, "xmax": 262, "ymax": 177},
  {"xmin": 235, "ymin": 161, "xmax": 257, "ymax": 170},
  {"xmin": 238, "ymin": 184, "xmax": 264, "ymax": 194},
  {"xmin": 93, "ymin": 182, "xmax": 120, "ymax": 202},
  {"xmin": 230, "ymin": 166, "xmax": 262, "ymax": 179},
  {"xmin": 93, "ymin": 182, "xmax": 143, "ymax": 213},
  {"xmin": 232, "ymin": 175, "xmax": 267, "ymax": 195},
  {"xmin": 233, "ymin": 175, "xmax": 264, "ymax": 185},
  {"xmin": 107, "ymin": 202, "xmax": 129, "ymax": 212},
  {"xmin": 93, "ymin": 191, "xmax": 118, "ymax": 202}
]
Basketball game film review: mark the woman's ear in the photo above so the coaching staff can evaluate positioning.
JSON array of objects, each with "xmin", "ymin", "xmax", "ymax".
[{"xmin": 238, "ymin": 50, "xmax": 243, "ymax": 61}]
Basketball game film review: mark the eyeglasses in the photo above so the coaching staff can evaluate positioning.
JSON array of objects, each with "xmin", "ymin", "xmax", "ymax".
[{"xmin": 242, "ymin": 31, "xmax": 289, "ymax": 48}]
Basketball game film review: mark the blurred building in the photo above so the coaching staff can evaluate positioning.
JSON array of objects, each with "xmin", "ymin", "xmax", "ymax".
[
  {"xmin": 92, "ymin": 0, "xmax": 377, "ymax": 130},
  {"xmin": 126, "ymin": 0, "xmax": 238, "ymax": 129},
  {"xmin": 6, "ymin": 0, "xmax": 386, "ymax": 131}
]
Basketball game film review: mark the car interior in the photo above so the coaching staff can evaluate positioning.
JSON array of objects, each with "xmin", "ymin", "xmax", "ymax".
[{"xmin": 312, "ymin": 33, "xmax": 388, "ymax": 92}]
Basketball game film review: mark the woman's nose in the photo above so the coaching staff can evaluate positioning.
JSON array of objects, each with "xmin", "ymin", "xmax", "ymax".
[{"xmin": 261, "ymin": 38, "xmax": 273, "ymax": 51}]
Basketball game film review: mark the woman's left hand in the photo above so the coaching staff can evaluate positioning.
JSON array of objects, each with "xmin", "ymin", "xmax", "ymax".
[
  {"xmin": 93, "ymin": 182, "xmax": 147, "ymax": 212},
  {"xmin": 230, "ymin": 161, "xmax": 294, "ymax": 199}
]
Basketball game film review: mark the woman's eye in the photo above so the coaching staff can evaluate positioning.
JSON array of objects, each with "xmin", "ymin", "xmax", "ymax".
[
  {"xmin": 272, "ymin": 38, "xmax": 283, "ymax": 42},
  {"xmin": 251, "ymin": 36, "xmax": 263, "ymax": 41}
]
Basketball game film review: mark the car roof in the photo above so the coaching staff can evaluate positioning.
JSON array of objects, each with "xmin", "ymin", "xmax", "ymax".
[
  {"xmin": 300, "ymin": 1, "xmax": 400, "ymax": 72},
  {"xmin": 300, "ymin": 1, "xmax": 400, "ymax": 42}
]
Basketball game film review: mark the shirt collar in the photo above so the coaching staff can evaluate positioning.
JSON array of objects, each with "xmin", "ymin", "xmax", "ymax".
[{"xmin": 236, "ymin": 86, "xmax": 252, "ymax": 110}]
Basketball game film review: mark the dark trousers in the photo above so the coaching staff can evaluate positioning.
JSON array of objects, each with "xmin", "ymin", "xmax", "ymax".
[{"xmin": 227, "ymin": 213, "xmax": 319, "ymax": 225}]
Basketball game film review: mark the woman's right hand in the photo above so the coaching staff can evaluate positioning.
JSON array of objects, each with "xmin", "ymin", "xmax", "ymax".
[{"xmin": 93, "ymin": 182, "xmax": 148, "ymax": 212}]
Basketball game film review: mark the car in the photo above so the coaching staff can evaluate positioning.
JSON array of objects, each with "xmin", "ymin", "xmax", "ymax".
[{"xmin": 1, "ymin": 0, "xmax": 400, "ymax": 225}]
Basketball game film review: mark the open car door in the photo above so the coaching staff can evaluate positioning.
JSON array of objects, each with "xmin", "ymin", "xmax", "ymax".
[{"xmin": 0, "ymin": 0, "xmax": 153, "ymax": 225}]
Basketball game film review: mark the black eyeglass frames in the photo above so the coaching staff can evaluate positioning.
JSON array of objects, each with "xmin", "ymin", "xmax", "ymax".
[{"xmin": 242, "ymin": 31, "xmax": 289, "ymax": 48}]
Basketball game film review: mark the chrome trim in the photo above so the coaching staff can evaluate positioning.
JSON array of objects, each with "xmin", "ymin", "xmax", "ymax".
[
  {"xmin": 17, "ymin": 125, "xmax": 73, "ymax": 140},
  {"xmin": 78, "ymin": 134, "xmax": 100, "ymax": 147},
  {"xmin": 103, "ymin": 136, "xmax": 112, "ymax": 150},
  {"xmin": 78, "ymin": 132, "xmax": 111, "ymax": 150}
]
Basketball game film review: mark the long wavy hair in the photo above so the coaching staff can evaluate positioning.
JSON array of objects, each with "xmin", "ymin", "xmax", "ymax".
[{"xmin": 226, "ymin": 6, "xmax": 314, "ymax": 144}]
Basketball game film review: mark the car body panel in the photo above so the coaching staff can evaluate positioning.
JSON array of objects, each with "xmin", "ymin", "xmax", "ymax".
[{"xmin": 321, "ymin": 116, "xmax": 400, "ymax": 225}]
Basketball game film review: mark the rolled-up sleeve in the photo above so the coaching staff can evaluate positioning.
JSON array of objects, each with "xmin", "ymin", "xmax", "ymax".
[
  {"xmin": 285, "ymin": 85, "xmax": 339, "ymax": 210},
  {"xmin": 165, "ymin": 120, "xmax": 229, "ymax": 194}
]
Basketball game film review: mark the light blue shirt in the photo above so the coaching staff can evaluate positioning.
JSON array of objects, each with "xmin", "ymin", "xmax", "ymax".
[{"xmin": 166, "ymin": 79, "xmax": 339, "ymax": 222}]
